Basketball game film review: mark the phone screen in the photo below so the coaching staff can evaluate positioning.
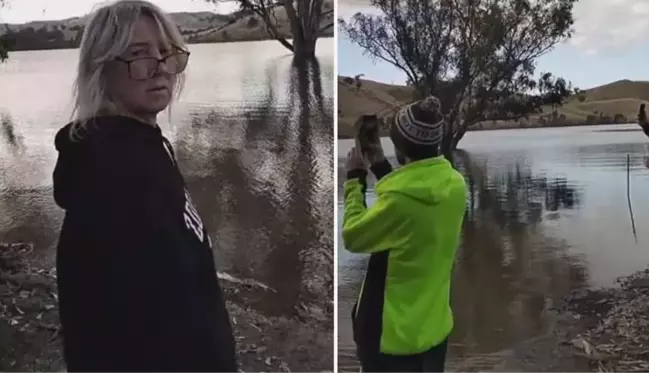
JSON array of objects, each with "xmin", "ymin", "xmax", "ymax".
[{"xmin": 358, "ymin": 115, "xmax": 380, "ymax": 154}]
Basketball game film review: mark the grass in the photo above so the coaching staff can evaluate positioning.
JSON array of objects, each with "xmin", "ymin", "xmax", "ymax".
[
  {"xmin": 190, "ymin": 1, "xmax": 334, "ymax": 44},
  {"xmin": 338, "ymin": 77, "xmax": 649, "ymax": 139}
]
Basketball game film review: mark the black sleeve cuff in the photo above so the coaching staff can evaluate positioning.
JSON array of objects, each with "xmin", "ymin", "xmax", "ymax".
[
  {"xmin": 370, "ymin": 159, "xmax": 393, "ymax": 181},
  {"xmin": 347, "ymin": 169, "xmax": 368, "ymax": 181},
  {"xmin": 346, "ymin": 169, "xmax": 369, "ymax": 207}
]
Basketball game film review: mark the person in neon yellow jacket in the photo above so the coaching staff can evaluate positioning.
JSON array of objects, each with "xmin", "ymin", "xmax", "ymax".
[{"xmin": 342, "ymin": 95, "xmax": 467, "ymax": 372}]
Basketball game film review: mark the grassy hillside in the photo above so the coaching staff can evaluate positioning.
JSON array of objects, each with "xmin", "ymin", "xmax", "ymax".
[
  {"xmin": 337, "ymin": 77, "xmax": 649, "ymax": 138},
  {"xmin": 0, "ymin": 2, "xmax": 333, "ymax": 51},
  {"xmin": 0, "ymin": 12, "xmax": 232, "ymax": 46},
  {"xmin": 190, "ymin": 1, "xmax": 334, "ymax": 44},
  {"xmin": 0, "ymin": 11, "xmax": 232, "ymax": 32}
]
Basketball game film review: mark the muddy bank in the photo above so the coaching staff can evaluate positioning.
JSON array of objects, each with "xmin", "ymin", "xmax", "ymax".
[
  {"xmin": 0, "ymin": 242, "xmax": 332, "ymax": 372},
  {"xmin": 556, "ymin": 268, "xmax": 649, "ymax": 372},
  {"xmin": 340, "ymin": 270, "xmax": 649, "ymax": 373},
  {"xmin": 480, "ymin": 267, "xmax": 649, "ymax": 372}
]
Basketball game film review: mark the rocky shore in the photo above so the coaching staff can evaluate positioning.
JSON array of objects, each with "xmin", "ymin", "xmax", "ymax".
[{"xmin": 0, "ymin": 242, "xmax": 332, "ymax": 372}]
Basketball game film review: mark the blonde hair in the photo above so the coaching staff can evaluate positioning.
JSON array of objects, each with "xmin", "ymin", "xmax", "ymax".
[{"xmin": 70, "ymin": 0, "xmax": 186, "ymax": 140}]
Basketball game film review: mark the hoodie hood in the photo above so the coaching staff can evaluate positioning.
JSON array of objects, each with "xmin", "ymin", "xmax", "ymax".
[
  {"xmin": 53, "ymin": 115, "xmax": 170, "ymax": 210},
  {"xmin": 374, "ymin": 156, "xmax": 465, "ymax": 205}
]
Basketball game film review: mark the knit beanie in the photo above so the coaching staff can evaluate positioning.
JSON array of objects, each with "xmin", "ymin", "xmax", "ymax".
[{"xmin": 390, "ymin": 95, "xmax": 445, "ymax": 157}]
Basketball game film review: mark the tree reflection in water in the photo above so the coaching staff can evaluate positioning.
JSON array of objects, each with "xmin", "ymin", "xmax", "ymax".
[
  {"xmin": 173, "ymin": 57, "xmax": 333, "ymax": 319},
  {"xmin": 450, "ymin": 149, "xmax": 589, "ymax": 356}
]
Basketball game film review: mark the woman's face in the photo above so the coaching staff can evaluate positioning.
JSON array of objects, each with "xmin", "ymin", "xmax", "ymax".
[{"xmin": 107, "ymin": 15, "xmax": 177, "ymax": 122}]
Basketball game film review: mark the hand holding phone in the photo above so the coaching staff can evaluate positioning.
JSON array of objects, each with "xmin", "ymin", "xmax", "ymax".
[{"xmin": 356, "ymin": 114, "xmax": 384, "ymax": 164}]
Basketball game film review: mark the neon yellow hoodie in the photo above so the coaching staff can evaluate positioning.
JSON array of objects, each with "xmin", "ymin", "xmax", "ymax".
[{"xmin": 342, "ymin": 156, "xmax": 466, "ymax": 357}]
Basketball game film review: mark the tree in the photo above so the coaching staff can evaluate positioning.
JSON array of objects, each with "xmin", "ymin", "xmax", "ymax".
[
  {"xmin": 209, "ymin": 0, "xmax": 333, "ymax": 59},
  {"xmin": 340, "ymin": 0, "xmax": 577, "ymax": 154},
  {"xmin": 573, "ymin": 87, "xmax": 586, "ymax": 102},
  {"xmin": 0, "ymin": 0, "xmax": 7, "ymax": 62},
  {"xmin": 0, "ymin": 39, "xmax": 7, "ymax": 62},
  {"xmin": 538, "ymin": 72, "xmax": 571, "ymax": 111}
]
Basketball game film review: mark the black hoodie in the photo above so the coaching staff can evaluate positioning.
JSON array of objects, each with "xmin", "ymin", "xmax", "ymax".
[{"xmin": 53, "ymin": 115, "xmax": 237, "ymax": 372}]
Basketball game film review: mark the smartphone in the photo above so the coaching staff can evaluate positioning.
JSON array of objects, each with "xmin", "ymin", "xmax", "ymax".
[{"xmin": 357, "ymin": 114, "xmax": 380, "ymax": 155}]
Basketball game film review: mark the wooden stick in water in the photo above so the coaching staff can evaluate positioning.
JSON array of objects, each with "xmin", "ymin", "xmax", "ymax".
[{"xmin": 627, "ymin": 153, "xmax": 638, "ymax": 243}]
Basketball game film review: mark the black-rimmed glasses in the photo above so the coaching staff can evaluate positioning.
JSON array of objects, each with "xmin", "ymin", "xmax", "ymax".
[{"xmin": 115, "ymin": 50, "xmax": 190, "ymax": 80}]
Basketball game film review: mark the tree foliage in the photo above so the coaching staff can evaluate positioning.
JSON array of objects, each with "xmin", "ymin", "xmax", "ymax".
[
  {"xmin": 208, "ymin": 0, "xmax": 333, "ymax": 58},
  {"xmin": 538, "ymin": 71, "xmax": 571, "ymax": 110},
  {"xmin": 340, "ymin": 0, "xmax": 577, "ymax": 152},
  {"xmin": 0, "ymin": 41, "xmax": 7, "ymax": 62},
  {"xmin": 0, "ymin": 0, "xmax": 7, "ymax": 62},
  {"xmin": 0, "ymin": 26, "xmax": 81, "ymax": 52}
]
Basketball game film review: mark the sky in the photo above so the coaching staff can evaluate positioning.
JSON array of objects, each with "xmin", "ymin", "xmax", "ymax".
[
  {"xmin": 338, "ymin": 0, "xmax": 649, "ymax": 89},
  {"xmin": 0, "ymin": 0, "xmax": 239, "ymax": 23},
  {"xmin": 2, "ymin": 0, "xmax": 648, "ymax": 89}
]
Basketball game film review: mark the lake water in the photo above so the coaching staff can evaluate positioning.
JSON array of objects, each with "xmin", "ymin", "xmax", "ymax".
[
  {"xmin": 0, "ymin": 39, "xmax": 334, "ymax": 326},
  {"xmin": 337, "ymin": 124, "xmax": 649, "ymax": 370}
]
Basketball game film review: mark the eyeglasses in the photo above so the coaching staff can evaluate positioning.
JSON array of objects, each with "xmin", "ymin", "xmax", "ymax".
[{"xmin": 115, "ymin": 50, "xmax": 190, "ymax": 81}]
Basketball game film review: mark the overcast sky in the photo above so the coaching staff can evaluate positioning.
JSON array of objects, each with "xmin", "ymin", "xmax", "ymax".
[
  {"xmin": 3, "ymin": 0, "xmax": 647, "ymax": 89},
  {"xmin": 338, "ymin": 0, "xmax": 649, "ymax": 89},
  {"xmin": 0, "ymin": 0, "xmax": 239, "ymax": 23}
]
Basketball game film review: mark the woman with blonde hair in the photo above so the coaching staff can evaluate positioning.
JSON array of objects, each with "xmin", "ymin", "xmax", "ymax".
[{"xmin": 52, "ymin": 1, "xmax": 237, "ymax": 371}]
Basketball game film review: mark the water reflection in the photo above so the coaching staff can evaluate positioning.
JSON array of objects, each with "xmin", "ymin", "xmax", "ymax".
[
  {"xmin": 456, "ymin": 150, "xmax": 579, "ymax": 225},
  {"xmin": 449, "ymin": 150, "xmax": 589, "ymax": 356},
  {"xmin": 0, "ymin": 114, "xmax": 58, "ymax": 261},
  {"xmin": 0, "ymin": 113, "xmax": 25, "ymax": 154},
  {"xmin": 174, "ymin": 58, "xmax": 333, "ymax": 318},
  {"xmin": 0, "ymin": 42, "xmax": 334, "ymax": 322}
]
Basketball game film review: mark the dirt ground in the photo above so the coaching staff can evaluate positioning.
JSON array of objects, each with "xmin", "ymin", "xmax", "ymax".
[
  {"xmin": 0, "ymin": 242, "xmax": 333, "ymax": 372},
  {"xmin": 553, "ymin": 268, "xmax": 649, "ymax": 372}
]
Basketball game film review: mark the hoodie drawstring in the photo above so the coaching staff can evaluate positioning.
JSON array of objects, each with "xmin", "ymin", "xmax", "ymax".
[{"xmin": 161, "ymin": 137, "xmax": 178, "ymax": 167}]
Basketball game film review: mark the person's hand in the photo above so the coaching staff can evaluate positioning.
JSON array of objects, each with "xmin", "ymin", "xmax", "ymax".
[
  {"xmin": 346, "ymin": 146, "xmax": 366, "ymax": 172},
  {"xmin": 354, "ymin": 136, "xmax": 385, "ymax": 165},
  {"xmin": 365, "ymin": 142, "xmax": 386, "ymax": 165}
]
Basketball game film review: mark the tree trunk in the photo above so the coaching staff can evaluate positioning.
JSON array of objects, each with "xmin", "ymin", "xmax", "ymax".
[
  {"xmin": 283, "ymin": 1, "xmax": 318, "ymax": 60},
  {"xmin": 293, "ymin": 35, "xmax": 317, "ymax": 60},
  {"xmin": 442, "ymin": 120, "xmax": 468, "ymax": 161},
  {"xmin": 452, "ymin": 126, "xmax": 467, "ymax": 150}
]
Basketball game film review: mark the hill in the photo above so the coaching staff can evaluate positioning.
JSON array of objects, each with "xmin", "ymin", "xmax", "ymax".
[
  {"xmin": 0, "ymin": 2, "xmax": 333, "ymax": 51},
  {"xmin": 188, "ymin": 1, "xmax": 334, "ymax": 44},
  {"xmin": 337, "ymin": 77, "xmax": 649, "ymax": 138}
]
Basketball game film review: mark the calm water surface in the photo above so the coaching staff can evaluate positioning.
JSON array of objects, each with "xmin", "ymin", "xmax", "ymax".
[
  {"xmin": 338, "ymin": 124, "xmax": 649, "ymax": 368},
  {"xmin": 0, "ymin": 39, "xmax": 334, "ymax": 319}
]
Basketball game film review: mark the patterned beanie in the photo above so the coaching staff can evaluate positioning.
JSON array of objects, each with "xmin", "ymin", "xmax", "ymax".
[{"xmin": 393, "ymin": 95, "xmax": 445, "ymax": 147}]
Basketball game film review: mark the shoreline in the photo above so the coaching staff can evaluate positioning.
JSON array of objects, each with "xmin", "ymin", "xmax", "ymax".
[
  {"xmin": 1, "ymin": 35, "xmax": 334, "ymax": 54},
  {"xmin": 553, "ymin": 267, "xmax": 649, "ymax": 372},
  {"xmin": 337, "ymin": 121, "xmax": 637, "ymax": 140},
  {"xmin": 0, "ymin": 242, "xmax": 333, "ymax": 372},
  {"xmin": 338, "ymin": 266, "xmax": 649, "ymax": 372}
]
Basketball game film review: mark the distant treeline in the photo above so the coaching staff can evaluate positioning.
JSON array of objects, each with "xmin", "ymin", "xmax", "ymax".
[
  {"xmin": 0, "ymin": 25, "xmax": 83, "ymax": 51},
  {"xmin": 0, "ymin": 8, "xmax": 259, "ymax": 52}
]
